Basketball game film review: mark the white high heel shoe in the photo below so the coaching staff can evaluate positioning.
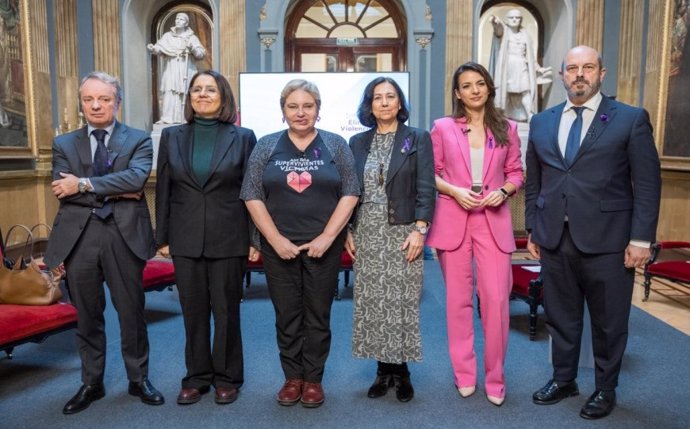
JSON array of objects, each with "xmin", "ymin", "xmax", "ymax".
[
  {"xmin": 487, "ymin": 394, "xmax": 505, "ymax": 406},
  {"xmin": 458, "ymin": 386, "xmax": 476, "ymax": 398}
]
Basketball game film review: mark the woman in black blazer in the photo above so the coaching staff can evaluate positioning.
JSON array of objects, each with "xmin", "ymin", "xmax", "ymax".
[
  {"xmin": 155, "ymin": 70, "xmax": 258, "ymax": 406},
  {"xmin": 346, "ymin": 77, "xmax": 435, "ymax": 402}
]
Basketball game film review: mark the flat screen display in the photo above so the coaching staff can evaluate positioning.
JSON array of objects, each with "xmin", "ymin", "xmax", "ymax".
[{"xmin": 238, "ymin": 72, "xmax": 410, "ymax": 141}]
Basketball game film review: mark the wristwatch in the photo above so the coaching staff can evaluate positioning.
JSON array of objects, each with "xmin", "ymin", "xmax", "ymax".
[
  {"xmin": 78, "ymin": 178, "xmax": 88, "ymax": 194},
  {"xmin": 413, "ymin": 224, "xmax": 428, "ymax": 235}
]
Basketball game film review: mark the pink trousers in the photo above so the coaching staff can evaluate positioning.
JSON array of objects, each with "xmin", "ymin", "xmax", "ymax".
[{"xmin": 437, "ymin": 210, "xmax": 512, "ymax": 398}]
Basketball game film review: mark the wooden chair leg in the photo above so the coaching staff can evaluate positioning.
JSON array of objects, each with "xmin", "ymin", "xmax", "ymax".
[
  {"xmin": 528, "ymin": 277, "xmax": 543, "ymax": 341},
  {"xmin": 528, "ymin": 299, "xmax": 538, "ymax": 341},
  {"xmin": 643, "ymin": 273, "xmax": 651, "ymax": 301}
]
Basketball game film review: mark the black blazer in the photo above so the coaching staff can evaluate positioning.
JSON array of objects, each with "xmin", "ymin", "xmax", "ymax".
[
  {"xmin": 525, "ymin": 95, "xmax": 661, "ymax": 253},
  {"xmin": 155, "ymin": 122, "xmax": 257, "ymax": 258},
  {"xmin": 349, "ymin": 123, "xmax": 435, "ymax": 225},
  {"xmin": 44, "ymin": 122, "xmax": 155, "ymax": 268}
]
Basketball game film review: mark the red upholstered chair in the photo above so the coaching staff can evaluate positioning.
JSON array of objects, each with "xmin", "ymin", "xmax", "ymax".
[
  {"xmin": 0, "ymin": 303, "xmax": 78, "ymax": 359},
  {"xmin": 643, "ymin": 241, "xmax": 690, "ymax": 305},
  {"xmin": 0, "ymin": 227, "xmax": 78, "ymax": 359},
  {"xmin": 142, "ymin": 258, "xmax": 176, "ymax": 292},
  {"xmin": 510, "ymin": 237, "xmax": 544, "ymax": 341}
]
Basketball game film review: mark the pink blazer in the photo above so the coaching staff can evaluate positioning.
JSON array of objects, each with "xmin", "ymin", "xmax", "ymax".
[{"xmin": 425, "ymin": 117, "xmax": 524, "ymax": 253}]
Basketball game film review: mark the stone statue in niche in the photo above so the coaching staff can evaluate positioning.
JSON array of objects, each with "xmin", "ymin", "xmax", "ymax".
[
  {"xmin": 489, "ymin": 9, "xmax": 552, "ymax": 122},
  {"xmin": 147, "ymin": 12, "xmax": 207, "ymax": 124}
]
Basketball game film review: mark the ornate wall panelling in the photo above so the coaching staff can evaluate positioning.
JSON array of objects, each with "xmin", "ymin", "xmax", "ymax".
[
  {"xmin": 92, "ymin": 0, "xmax": 120, "ymax": 122},
  {"xmin": 656, "ymin": 0, "xmax": 690, "ymax": 170},
  {"xmin": 219, "ymin": 0, "xmax": 246, "ymax": 96},
  {"xmin": 53, "ymin": 0, "xmax": 80, "ymax": 140},
  {"xmin": 575, "ymin": 0, "xmax": 604, "ymax": 51},
  {"xmin": 643, "ymin": 0, "xmax": 666, "ymax": 141},
  {"xmin": 616, "ymin": 0, "xmax": 645, "ymax": 105},
  {"xmin": 444, "ymin": 0, "xmax": 472, "ymax": 115},
  {"xmin": 0, "ymin": 0, "xmax": 56, "ymax": 230},
  {"xmin": 0, "ymin": 0, "xmax": 52, "ymax": 162}
]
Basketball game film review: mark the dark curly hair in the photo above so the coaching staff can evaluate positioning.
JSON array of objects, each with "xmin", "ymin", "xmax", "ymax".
[
  {"xmin": 451, "ymin": 62, "xmax": 509, "ymax": 146},
  {"xmin": 356, "ymin": 77, "xmax": 410, "ymax": 128}
]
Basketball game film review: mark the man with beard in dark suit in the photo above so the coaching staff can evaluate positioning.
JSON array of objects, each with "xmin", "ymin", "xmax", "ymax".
[{"xmin": 525, "ymin": 46, "xmax": 661, "ymax": 420}]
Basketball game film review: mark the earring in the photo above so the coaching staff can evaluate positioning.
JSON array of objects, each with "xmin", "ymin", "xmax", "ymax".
[
  {"xmin": 282, "ymin": 117, "xmax": 286, "ymax": 123},
  {"xmin": 317, "ymin": 116, "xmax": 321, "ymax": 122}
]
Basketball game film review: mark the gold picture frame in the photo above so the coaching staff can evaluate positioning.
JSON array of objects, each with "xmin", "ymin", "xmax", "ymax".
[
  {"xmin": 0, "ymin": 0, "xmax": 38, "ymax": 159},
  {"xmin": 656, "ymin": 0, "xmax": 690, "ymax": 171}
]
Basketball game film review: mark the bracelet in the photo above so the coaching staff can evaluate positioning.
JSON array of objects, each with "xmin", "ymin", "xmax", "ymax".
[{"xmin": 498, "ymin": 187, "xmax": 509, "ymax": 198}]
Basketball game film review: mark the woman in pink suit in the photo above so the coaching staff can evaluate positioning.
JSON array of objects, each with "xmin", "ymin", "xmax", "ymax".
[{"xmin": 426, "ymin": 62, "xmax": 523, "ymax": 406}]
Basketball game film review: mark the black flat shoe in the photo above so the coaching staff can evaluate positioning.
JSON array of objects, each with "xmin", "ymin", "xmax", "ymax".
[
  {"xmin": 128, "ymin": 378, "xmax": 165, "ymax": 405},
  {"xmin": 367, "ymin": 374, "xmax": 394, "ymax": 398},
  {"xmin": 532, "ymin": 379, "xmax": 579, "ymax": 405},
  {"xmin": 580, "ymin": 390, "xmax": 616, "ymax": 420},
  {"xmin": 63, "ymin": 383, "xmax": 105, "ymax": 415},
  {"xmin": 393, "ymin": 374, "xmax": 414, "ymax": 402}
]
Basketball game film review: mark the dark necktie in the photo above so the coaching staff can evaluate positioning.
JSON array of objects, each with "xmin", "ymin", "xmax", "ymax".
[
  {"xmin": 91, "ymin": 129, "xmax": 112, "ymax": 219},
  {"xmin": 564, "ymin": 106, "xmax": 585, "ymax": 167},
  {"xmin": 92, "ymin": 129, "xmax": 109, "ymax": 176}
]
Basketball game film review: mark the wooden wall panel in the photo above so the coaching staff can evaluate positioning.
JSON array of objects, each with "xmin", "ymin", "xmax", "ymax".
[
  {"xmin": 443, "ymin": 0, "xmax": 473, "ymax": 115},
  {"xmin": 54, "ymin": 0, "xmax": 79, "ymax": 134},
  {"xmin": 643, "ymin": 0, "xmax": 665, "ymax": 145},
  {"xmin": 658, "ymin": 172, "xmax": 690, "ymax": 242},
  {"xmin": 616, "ymin": 0, "xmax": 644, "ymax": 105},
  {"xmin": 219, "ymin": 0, "xmax": 246, "ymax": 96},
  {"xmin": 575, "ymin": 0, "xmax": 604, "ymax": 51},
  {"xmin": 92, "ymin": 0, "xmax": 120, "ymax": 78}
]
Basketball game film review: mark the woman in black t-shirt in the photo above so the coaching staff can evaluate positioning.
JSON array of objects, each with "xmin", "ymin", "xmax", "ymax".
[{"xmin": 240, "ymin": 79, "xmax": 359, "ymax": 408}]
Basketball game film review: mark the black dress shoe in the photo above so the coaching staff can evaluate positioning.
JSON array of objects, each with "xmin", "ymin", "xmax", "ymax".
[
  {"xmin": 532, "ymin": 379, "xmax": 579, "ymax": 405},
  {"xmin": 128, "ymin": 378, "xmax": 165, "ymax": 405},
  {"xmin": 580, "ymin": 390, "xmax": 616, "ymax": 419},
  {"xmin": 367, "ymin": 374, "xmax": 394, "ymax": 398},
  {"xmin": 393, "ymin": 375, "xmax": 414, "ymax": 402},
  {"xmin": 63, "ymin": 383, "xmax": 105, "ymax": 415}
]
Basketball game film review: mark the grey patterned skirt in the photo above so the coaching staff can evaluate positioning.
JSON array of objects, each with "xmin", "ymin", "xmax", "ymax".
[{"xmin": 351, "ymin": 202, "xmax": 423, "ymax": 363}]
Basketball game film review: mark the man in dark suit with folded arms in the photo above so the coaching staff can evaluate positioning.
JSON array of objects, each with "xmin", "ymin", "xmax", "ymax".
[
  {"xmin": 44, "ymin": 71, "xmax": 164, "ymax": 414},
  {"xmin": 525, "ymin": 46, "xmax": 661, "ymax": 419}
]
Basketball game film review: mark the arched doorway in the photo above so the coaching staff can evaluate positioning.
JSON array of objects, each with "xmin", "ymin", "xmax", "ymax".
[{"xmin": 285, "ymin": 0, "xmax": 406, "ymax": 72}]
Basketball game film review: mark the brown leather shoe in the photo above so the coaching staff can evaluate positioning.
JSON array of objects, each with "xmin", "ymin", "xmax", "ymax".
[
  {"xmin": 301, "ymin": 382, "xmax": 324, "ymax": 408},
  {"xmin": 277, "ymin": 379, "xmax": 303, "ymax": 406},
  {"xmin": 177, "ymin": 386, "xmax": 209, "ymax": 405},
  {"xmin": 215, "ymin": 386, "xmax": 239, "ymax": 405}
]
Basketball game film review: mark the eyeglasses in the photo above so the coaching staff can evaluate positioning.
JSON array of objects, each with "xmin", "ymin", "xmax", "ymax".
[{"xmin": 190, "ymin": 86, "xmax": 219, "ymax": 96}]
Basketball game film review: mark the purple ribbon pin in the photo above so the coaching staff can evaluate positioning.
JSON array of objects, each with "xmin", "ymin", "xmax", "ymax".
[
  {"xmin": 488, "ymin": 137, "xmax": 494, "ymax": 149},
  {"xmin": 313, "ymin": 147, "xmax": 321, "ymax": 159},
  {"xmin": 401, "ymin": 137, "xmax": 411, "ymax": 154},
  {"xmin": 600, "ymin": 114, "xmax": 609, "ymax": 122}
]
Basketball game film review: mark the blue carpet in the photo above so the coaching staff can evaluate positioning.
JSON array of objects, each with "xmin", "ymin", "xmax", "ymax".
[{"xmin": 1, "ymin": 260, "xmax": 689, "ymax": 429}]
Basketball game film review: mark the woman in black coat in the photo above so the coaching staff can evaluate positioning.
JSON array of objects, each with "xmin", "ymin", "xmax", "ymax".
[{"xmin": 156, "ymin": 70, "xmax": 258, "ymax": 406}]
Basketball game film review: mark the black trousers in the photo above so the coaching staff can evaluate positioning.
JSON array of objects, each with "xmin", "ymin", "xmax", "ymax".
[
  {"xmin": 172, "ymin": 255, "xmax": 245, "ymax": 389},
  {"xmin": 64, "ymin": 215, "xmax": 149, "ymax": 385},
  {"xmin": 540, "ymin": 224, "xmax": 634, "ymax": 390},
  {"xmin": 261, "ymin": 232, "xmax": 345, "ymax": 383}
]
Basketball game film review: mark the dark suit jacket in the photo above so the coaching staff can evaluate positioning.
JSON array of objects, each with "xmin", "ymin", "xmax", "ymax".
[
  {"xmin": 525, "ymin": 95, "xmax": 661, "ymax": 254},
  {"xmin": 155, "ymin": 122, "xmax": 257, "ymax": 258},
  {"xmin": 44, "ymin": 122, "xmax": 156, "ymax": 268},
  {"xmin": 349, "ymin": 123, "xmax": 435, "ymax": 225}
]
